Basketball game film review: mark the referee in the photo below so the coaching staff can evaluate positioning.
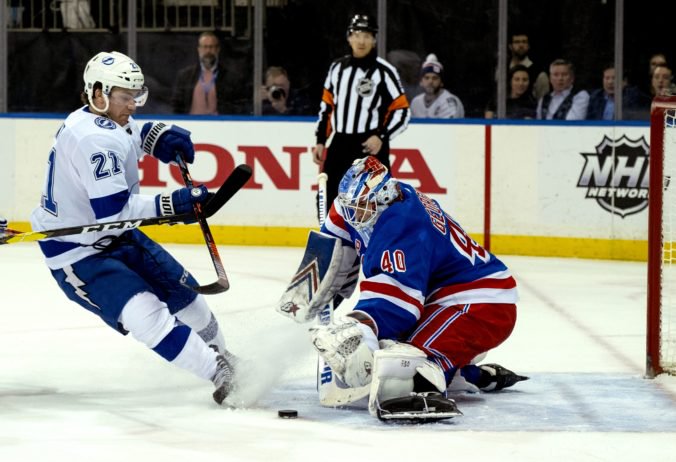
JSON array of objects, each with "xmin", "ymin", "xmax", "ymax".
[{"xmin": 312, "ymin": 14, "xmax": 411, "ymax": 212}]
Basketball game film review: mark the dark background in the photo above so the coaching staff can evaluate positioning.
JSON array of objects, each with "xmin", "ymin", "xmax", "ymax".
[{"xmin": 7, "ymin": 0, "xmax": 675, "ymax": 117}]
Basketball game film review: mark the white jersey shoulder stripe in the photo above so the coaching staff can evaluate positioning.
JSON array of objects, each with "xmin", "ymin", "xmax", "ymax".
[{"xmin": 359, "ymin": 273, "xmax": 424, "ymax": 320}]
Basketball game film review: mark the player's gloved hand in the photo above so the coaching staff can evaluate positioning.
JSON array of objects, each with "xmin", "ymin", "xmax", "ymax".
[
  {"xmin": 155, "ymin": 185, "xmax": 209, "ymax": 217},
  {"xmin": 141, "ymin": 122, "xmax": 195, "ymax": 164}
]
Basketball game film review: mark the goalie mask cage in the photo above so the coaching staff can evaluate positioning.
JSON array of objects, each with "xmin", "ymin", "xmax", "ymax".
[{"xmin": 647, "ymin": 95, "xmax": 676, "ymax": 377}]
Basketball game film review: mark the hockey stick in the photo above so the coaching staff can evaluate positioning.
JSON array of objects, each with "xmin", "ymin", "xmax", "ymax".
[
  {"xmin": 316, "ymin": 172, "xmax": 337, "ymax": 392},
  {"xmin": 316, "ymin": 172, "xmax": 333, "ymax": 324},
  {"xmin": 0, "ymin": 164, "xmax": 252, "ymax": 246},
  {"xmin": 315, "ymin": 173, "xmax": 371, "ymax": 407},
  {"xmin": 175, "ymin": 154, "xmax": 232, "ymax": 295}
]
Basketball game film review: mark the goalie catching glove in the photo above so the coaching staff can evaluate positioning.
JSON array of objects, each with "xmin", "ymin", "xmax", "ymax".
[
  {"xmin": 141, "ymin": 122, "xmax": 195, "ymax": 164},
  {"xmin": 277, "ymin": 230, "xmax": 359, "ymax": 323},
  {"xmin": 309, "ymin": 314, "xmax": 379, "ymax": 388}
]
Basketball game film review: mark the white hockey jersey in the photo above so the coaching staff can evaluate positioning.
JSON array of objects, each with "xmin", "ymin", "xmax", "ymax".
[
  {"xmin": 30, "ymin": 107, "xmax": 157, "ymax": 269},
  {"xmin": 410, "ymin": 89, "xmax": 465, "ymax": 119}
]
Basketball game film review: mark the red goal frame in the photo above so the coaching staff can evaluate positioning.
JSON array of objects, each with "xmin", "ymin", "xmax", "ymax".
[{"xmin": 647, "ymin": 95, "xmax": 676, "ymax": 377}]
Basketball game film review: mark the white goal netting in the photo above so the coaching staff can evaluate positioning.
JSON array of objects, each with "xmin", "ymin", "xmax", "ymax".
[{"xmin": 659, "ymin": 107, "xmax": 676, "ymax": 374}]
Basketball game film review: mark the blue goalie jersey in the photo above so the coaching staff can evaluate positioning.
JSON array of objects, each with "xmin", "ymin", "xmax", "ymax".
[{"xmin": 321, "ymin": 182, "xmax": 518, "ymax": 340}]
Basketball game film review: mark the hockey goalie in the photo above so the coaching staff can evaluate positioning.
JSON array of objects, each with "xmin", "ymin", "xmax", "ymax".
[{"xmin": 277, "ymin": 156, "xmax": 528, "ymax": 422}]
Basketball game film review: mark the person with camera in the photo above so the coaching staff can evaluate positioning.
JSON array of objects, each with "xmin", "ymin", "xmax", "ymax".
[{"xmin": 261, "ymin": 66, "xmax": 313, "ymax": 116}]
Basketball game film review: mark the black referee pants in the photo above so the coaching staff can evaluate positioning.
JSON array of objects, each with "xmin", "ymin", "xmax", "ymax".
[{"xmin": 319, "ymin": 133, "xmax": 390, "ymax": 222}]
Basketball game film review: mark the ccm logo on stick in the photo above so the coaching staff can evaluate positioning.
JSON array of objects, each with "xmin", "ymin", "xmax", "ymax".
[{"xmin": 81, "ymin": 220, "xmax": 143, "ymax": 233}]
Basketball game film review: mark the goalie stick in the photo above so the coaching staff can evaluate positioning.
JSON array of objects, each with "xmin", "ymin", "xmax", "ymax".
[
  {"xmin": 0, "ymin": 164, "xmax": 252, "ymax": 247},
  {"xmin": 314, "ymin": 174, "xmax": 370, "ymax": 406},
  {"xmin": 175, "ymin": 154, "xmax": 234, "ymax": 295},
  {"xmin": 316, "ymin": 173, "xmax": 338, "ymax": 395}
]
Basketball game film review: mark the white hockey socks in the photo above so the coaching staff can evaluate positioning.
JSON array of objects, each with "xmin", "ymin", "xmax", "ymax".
[
  {"xmin": 175, "ymin": 294, "xmax": 226, "ymax": 354},
  {"xmin": 119, "ymin": 292, "xmax": 221, "ymax": 383}
]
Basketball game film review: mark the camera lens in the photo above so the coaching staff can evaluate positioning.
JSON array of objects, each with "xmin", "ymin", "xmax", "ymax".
[{"xmin": 270, "ymin": 86, "xmax": 286, "ymax": 100}]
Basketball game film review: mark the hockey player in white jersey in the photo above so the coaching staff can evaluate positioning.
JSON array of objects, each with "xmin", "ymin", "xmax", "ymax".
[
  {"xmin": 278, "ymin": 156, "xmax": 527, "ymax": 421},
  {"xmin": 30, "ymin": 51, "xmax": 235, "ymax": 405}
]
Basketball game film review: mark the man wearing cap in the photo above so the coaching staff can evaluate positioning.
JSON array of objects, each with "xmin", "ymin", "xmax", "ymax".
[
  {"xmin": 410, "ymin": 54, "xmax": 465, "ymax": 119},
  {"xmin": 312, "ymin": 13, "xmax": 410, "ymax": 214}
]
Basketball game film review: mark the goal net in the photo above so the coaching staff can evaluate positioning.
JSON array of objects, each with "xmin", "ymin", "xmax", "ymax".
[{"xmin": 647, "ymin": 95, "xmax": 676, "ymax": 377}]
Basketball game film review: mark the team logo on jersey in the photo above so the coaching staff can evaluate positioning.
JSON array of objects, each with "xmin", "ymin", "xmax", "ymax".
[
  {"xmin": 94, "ymin": 117, "xmax": 116, "ymax": 130},
  {"xmin": 356, "ymin": 77, "xmax": 375, "ymax": 97},
  {"xmin": 577, "ymin": 135, "xmax": 650, "ymax": 217}
]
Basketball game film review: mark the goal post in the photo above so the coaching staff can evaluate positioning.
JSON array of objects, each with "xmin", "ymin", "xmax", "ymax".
[{"xmin": 647, "ymin": 95, "xmax": 676, "ymax": 377}]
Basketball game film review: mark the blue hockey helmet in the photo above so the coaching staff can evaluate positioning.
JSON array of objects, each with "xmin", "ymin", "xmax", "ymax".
[{"xmin": 337, "ymin": 156, "xmax": 400, "ymax": 231}]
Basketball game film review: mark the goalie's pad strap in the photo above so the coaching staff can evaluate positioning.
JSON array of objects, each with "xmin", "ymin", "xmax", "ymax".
[{"xmin": 376, "ymin": 393, "xmax": 462, "ymax": 422}]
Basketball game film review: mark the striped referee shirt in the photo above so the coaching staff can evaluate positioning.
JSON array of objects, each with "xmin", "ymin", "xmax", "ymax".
[{"xmin": 315, "ymin": 51, "xmax": 410, "ymax": 144}]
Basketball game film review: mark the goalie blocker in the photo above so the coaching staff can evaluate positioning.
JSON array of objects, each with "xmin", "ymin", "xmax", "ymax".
[{"xmin": 277, "ymin": 230, "xmax": 359, "ymax": 324}]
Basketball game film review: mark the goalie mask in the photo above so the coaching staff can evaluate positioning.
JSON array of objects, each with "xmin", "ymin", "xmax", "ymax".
[
  {"xmin": 337, "ymin": 156, "xmax": 400, "ymax": 235},
  {"xmin": 83, "ymin": 51, "xmax": 148, "ymax": 113}
]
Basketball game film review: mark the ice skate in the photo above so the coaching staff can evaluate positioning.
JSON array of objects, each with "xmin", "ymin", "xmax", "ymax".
[
  {"xmin": 477, "ymin": 363, "xmax": 529, "ymax": 391},
  {"xmin": 212, "ymin": 353, "xmax": 236, "ymax": 404}
]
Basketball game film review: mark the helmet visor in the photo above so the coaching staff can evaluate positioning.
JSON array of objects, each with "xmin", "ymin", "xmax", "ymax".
[{"xmin": 107, "ymin": 86, "xmax": 149, "ymax": 107}]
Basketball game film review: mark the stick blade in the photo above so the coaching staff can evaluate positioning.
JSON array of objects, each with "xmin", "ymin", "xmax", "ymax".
[
  {"xmin": 203, "ymin": 164, "xmax": 252, "ymax": 218},
  {"xmin": 190, "ymin": 278, "xmax": 230, "ymax": 295}
]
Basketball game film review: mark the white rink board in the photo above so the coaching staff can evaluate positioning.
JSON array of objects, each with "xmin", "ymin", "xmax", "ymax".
[
  {"xmin": 491, "ymin": 124, "xmax": 651, "ymax": 240},
  {"xmin": 0, "ymin": 116, "xmax": 649, "ymax": 241}
]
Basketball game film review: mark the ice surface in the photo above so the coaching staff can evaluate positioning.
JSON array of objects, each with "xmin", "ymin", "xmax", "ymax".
[{"xmin": 1, "ymin": 243, "xmax": 675, "ymax": 461}]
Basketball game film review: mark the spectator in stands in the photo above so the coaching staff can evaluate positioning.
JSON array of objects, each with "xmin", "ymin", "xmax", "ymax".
[
  {"xmin": 484, "ymin": 65, "xmax": 536, "ymax": 119},
  {"xmin": 651, "ymin": 64, "xmax": 675, "ymax": 97},
  {"xmin": 536, "ymin": 59, "xmax": 589, "ymax": 120},
  {"xmin": 507, "ymin": 31, "xmax": 550, "ymax": 100},
  {"xmin": 649, "ymin": 53, "xmax": 668, "ymax": 78},
  {"xmin": 60, "ymin": 0, "xmax": 95, "ymax": 29},
  {"xmin": 586, "ymin": 65, "xmax": 650, "ymax": 121},
  {"xmin": 261, "ymin": 66, "xmax": 313, "ymax": 115},
  {"xmin": 171, "ymin": 32, "xmax": 244, "ymax": 115},
  {"xmin": 641, "ymin": 53, "xmax": 668, "ymax": 95},
  {"xmin": 387, "ymin": 49, "xmax": 423, "ymax": 103},
  {"xmin": 410, "ymin": 54, "xmax": 464, "ymax": 119}
]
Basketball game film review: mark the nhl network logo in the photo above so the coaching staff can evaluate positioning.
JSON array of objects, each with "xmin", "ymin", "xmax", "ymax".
[{"xmin": 577, "ymin": 135, "xmax": 650, "ymax": 218}]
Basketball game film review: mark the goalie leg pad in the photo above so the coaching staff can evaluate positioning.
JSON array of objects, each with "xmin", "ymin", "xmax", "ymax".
[
  {"xmin": 368, "ymin": 342, "xmax": 449, "ymax": 418},
  {"xmin": 277, "ymin": 231, "xmax": 358, "ymax": 323},
  {"xmin": 277, "ymin": 231, "xmax": 342, "ymax": 323}
]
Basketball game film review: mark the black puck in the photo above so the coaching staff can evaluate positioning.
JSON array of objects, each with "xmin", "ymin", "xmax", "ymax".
[{"xmin": 278, "ymin": 409, "xmax": 298, "ymax": 419}]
